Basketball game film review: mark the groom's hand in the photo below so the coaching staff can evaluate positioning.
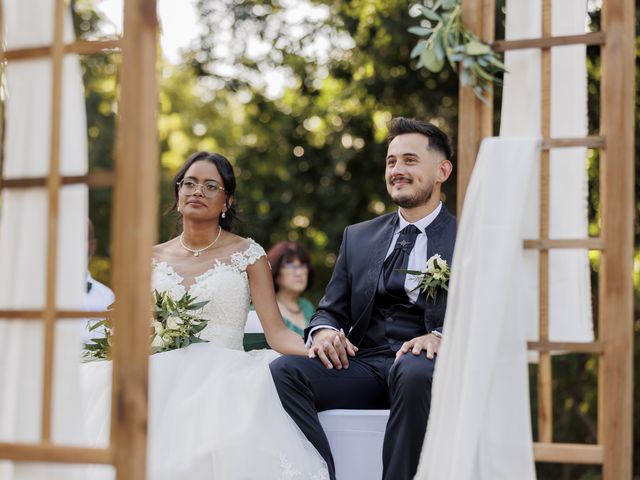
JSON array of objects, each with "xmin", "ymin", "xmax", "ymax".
[
  {"xmin": 395, "ymin": 333, "xmax": 441, "ymax": 361},
  {"xmin": 309, "ymin": 328, "xmax": 358, "ymax": 369}
]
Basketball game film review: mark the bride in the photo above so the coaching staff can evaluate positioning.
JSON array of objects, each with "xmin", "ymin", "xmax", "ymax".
[{"xmin": 81, "ymin": 151, "xmax": 329, "ymax": 480}]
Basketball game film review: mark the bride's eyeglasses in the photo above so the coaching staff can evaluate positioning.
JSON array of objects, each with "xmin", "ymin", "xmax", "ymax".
[{"xmin": 178, "ymin": 179, "xmax": 225, "ymax": 198}]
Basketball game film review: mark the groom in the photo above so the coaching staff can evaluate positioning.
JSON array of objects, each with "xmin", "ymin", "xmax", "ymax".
[{"xmin": 270, "ymin": 117, "xmax": 456, "ymax": 480}]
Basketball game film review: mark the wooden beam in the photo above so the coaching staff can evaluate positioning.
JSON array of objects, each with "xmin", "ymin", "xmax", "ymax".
[
  {"xmin": 0, "ymin": 310, "xmax": 110, "ymax": 319},
  {"xmin": 0, "ymin": 170, "xmax": 115, "ymax": 189},
  {"xmin": 110, "ymin": 1, "xmax": 158, "ymax": 479},
  {"xmin": 598, "ymin": 0, "xmax": 635, "ymax": 478},
  {"xmin": 41, "ymin": 0, "xmax": 66, "ymax": 443},
  {"xmin": 542, "ymin": 136, "xmax": 605, "ymax": 150},
  {"xmin": 4, "ymin": 39, "xmax": 121, "ymax": 61},
  {"xmin": 457, "ymin": 0, "xmax": 495, "ymax": 218},
  {"xmin": 0, "ymin": 443, "xmax": 113, "ymax": 465},
  {"xmin": 536, "ymin": 0, "xmax": 553, "ymax": 445},
  {"xmin": 523, "ymin": 238, "xmax": 604, "ymax": 250},
  {"xmin": 528, "ymin": 341, "xmax": 603, "ymax": 354},
  {"xmin": 492, "ymin": 32, "xmax": 605, "ymax": 52},
  {"xmin": 534, "ymin": 443, "xmax": 604, "ymax": 464}
]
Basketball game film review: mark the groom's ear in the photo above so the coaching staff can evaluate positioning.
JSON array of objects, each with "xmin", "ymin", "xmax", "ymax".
[{"xmin": 436, "ymin": 159, "xmax": 453, "ymax": 183}]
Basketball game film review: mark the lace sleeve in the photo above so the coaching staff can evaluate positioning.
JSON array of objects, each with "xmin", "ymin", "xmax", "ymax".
[{"xmin": 230, "ymin": 239, "xmax": 266, "ymax": 271}]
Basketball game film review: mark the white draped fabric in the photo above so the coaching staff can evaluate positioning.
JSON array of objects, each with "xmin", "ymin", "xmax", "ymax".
[
  {"xmin": 0, "ymin": 0, "xmax": 89, "ymax": 478},
  {"xmin": 415, "ymin": 137, "xmax": 539, "ymax": 480},
  {"xmin": 501, "ymin": 0, "xmax": 593, "ymax": 345},
  {"xmin": 416, "ymin": 1, "xmax": 592, "ymax": 478}
]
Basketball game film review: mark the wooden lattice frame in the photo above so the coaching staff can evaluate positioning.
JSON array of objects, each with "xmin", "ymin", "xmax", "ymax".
[
  {"xmin": 0, "ymin": 1, "xmax": 158, "ymax": 479},
  {"xmin": 458, "ymin": 0, "xmax": 635, "ymax": 478}
]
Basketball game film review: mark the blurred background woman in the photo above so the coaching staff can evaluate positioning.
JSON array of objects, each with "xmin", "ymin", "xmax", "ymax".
[
  {"xmin": 269, "ymin": 241, "xmax": 315, "ymax": 336},
  {"xmin": 244, "ymin": 241, "xmax": 315, "ymax": 351}
]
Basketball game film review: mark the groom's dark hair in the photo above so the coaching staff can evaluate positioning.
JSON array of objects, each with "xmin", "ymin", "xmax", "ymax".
[{"xmin": 387, "ymin": 117, "xmax": 453, "ymax": 160}]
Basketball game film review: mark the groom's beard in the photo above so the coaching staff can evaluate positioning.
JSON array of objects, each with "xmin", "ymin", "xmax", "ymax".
[{"xmin": 390, "ymin": 181, "xmax": 435, "ymax": 209}]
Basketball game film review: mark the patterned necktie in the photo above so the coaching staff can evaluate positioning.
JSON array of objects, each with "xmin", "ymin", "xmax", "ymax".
[{"xmin": 383, "ymin": 224, "xmax": 421, "ymax": 297}]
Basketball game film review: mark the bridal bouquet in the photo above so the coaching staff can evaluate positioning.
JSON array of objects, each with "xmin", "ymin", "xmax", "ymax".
[
  {"xmin": 405, "ymin": 254, "xmax": 451, "ymax": 302},
  {"xmin": 83, "ymin": 290, "xmax": 210, "ymax": 360}
]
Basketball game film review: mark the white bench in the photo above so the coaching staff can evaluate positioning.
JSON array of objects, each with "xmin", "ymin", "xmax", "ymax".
[
  {"xmin": 245, "ymin": 312, "xmax": 390, "ymax": 479},
  {"xmin": 318, "ymin": 409, "xmax": 388, "ymax": 480}
]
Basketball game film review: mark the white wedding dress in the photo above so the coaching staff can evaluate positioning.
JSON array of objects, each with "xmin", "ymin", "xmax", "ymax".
[{"xmin": 81, "ymin": 240, "xmax": 328, "ymax": 480}]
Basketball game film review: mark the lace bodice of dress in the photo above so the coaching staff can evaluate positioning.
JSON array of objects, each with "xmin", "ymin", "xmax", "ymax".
[{"xmin": 151, "ymin": 239, "xmax": 266, "ymax": 351}]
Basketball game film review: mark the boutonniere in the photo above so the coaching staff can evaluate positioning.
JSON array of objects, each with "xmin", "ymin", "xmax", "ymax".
[{"xmin": 404, "ymin": 254, "xmax": 451, "ymax": 302}]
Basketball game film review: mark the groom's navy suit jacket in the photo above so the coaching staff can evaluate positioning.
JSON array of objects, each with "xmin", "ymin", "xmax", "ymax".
[{"xmin": 306, "ymin": 205, "xmax": 457, "ymax": 347}]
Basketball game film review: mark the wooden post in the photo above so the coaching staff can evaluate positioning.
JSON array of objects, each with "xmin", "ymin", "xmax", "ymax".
[
  {"xmin": 41, "ymin": 0, "xmax": 65, "ymax": 442},
  {"xmin": 536, "ymin": 0, "xmax": 553, "ymax": 445},
  {"xmin": 110, "ymin": 1, "xmax": 158, "ymax": 479},
  {"xmin": 457, "ymin": 0, "xmax": 494, "ymax": 217},
  {"xmin": 598, "ymin": 0, "xmax": 635, "ymax": 478}
]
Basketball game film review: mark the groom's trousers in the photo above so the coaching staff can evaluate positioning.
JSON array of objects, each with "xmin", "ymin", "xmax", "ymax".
[{"xmin": 269, "ymin": 346, "xmax": 435, "ymax": 480}]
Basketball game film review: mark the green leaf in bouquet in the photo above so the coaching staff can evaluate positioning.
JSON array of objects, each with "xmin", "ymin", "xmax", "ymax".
[
  {"xmin": 465, "ymin": 40, "xmax": 491, "ymax": 56},
  {"xmin": 88, "ymin": 319, "xmax": 110, "ymax": 331},
  {"xmin": 420, "ymin": 6, "xmax": 442, "ymax": 22},
  {"xmin": 433, "ymin": 29, "xmax": 445, "ymax": 61},
  {"xmin": 488, "ymin": 55, "xmax": 506, "ymax": 71},
  {"xmin": 186, "ymin": 300, "xmax": 209, "ymax": 310},
  {"xmin": 420, "ymin": 48, "xmax": 444, "ymax": 73},
  {"xmin": 191, "ymin": 322, "xmax": 207, "ymax": 334},
  {"xmin": 408, "ymin": 26, "xmax": 432, "ymax": 37},
  {"xmin": 410, "ymin": 40, "xmax": 428, "ymax": 59}
]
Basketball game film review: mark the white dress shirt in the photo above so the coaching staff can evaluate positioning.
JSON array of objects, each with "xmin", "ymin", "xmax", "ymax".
[
  {"xmin": 309, "ymin": 202, "xmax": 442, "ymax": 343},
  {"xmin": 388, "ymin": 202, "xmax": 442, "ymax": 303}
]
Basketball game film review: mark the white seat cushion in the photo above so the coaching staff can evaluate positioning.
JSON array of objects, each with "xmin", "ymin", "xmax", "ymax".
[{"xmin": 318, "ymin": 409, "xmax": 389, "ymax": 480}]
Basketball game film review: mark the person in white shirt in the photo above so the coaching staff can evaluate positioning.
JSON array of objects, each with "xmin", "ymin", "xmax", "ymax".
[{"xmin": 82, "ymin": 219, "xmax": 115, "ymax": 345}]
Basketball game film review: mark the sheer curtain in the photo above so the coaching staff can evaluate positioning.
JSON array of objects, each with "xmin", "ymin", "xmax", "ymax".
[
  {"xmin": 415, "ymin": 138, "xmax": 539, "ymax": 480},
  {"xmin": 501, "ymin": 0, "xmax": 593, "ymax": 345},
  {"xmin": 416, "ymin": 1, "xmax": 591, "ymax": 478},
  {"xmin": 0, "ymin": 0, "xmax": 89, "ymax": 478}
]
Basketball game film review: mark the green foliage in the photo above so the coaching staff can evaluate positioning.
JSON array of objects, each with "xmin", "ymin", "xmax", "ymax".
[
  {"xmin": 156, "ymin": 0, "xmax": 460, "ymax": 301},
  {"xmin": 408, "ymin": 1, "xmax": 506, "ymax": 103}
]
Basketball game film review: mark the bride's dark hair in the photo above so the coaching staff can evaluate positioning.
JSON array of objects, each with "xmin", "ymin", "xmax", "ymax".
[{"xmin": 169, "ymin": 151, "xmax": 238, "ymax": 232}]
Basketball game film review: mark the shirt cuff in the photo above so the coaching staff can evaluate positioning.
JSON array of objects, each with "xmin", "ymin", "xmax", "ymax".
[{"xmin": 306, "ymin": 325, "xmax": 339, "ymax": 347}]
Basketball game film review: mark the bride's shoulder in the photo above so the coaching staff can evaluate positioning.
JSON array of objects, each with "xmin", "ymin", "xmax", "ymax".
[
  {"xmin": 152, "ymin": 237, "xmax": 179, "ymax": 258},
  {"xmin": 224, "ymin": 235, "xmax": 266, "ymax": 269}
]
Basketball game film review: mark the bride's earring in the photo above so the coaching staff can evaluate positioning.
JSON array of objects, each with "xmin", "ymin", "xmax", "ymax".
[{"xmin": 221, "ymin": 211, "xmax": 226, "ymax": 219}]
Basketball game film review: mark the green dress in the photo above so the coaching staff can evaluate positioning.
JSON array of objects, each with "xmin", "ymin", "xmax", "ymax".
[{"xmin": 243, "ymin": 297, "xmax": 315, "ymax": 351}]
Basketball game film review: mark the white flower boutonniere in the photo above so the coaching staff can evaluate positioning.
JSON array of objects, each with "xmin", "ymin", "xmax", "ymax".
[{"xmin": 404, "ymin": 254, "xmax": 451, "ymax": 302}]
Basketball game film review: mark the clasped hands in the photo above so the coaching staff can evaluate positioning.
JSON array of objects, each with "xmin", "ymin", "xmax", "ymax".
[{"xmin": 309, "ymin": 329, "xmax": 441, "ymax": 369}]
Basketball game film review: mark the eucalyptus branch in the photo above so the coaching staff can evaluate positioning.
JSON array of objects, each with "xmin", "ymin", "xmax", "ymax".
[{"xmin": 408, "ymin": 0, "xmax": 506, "ymax": 104}]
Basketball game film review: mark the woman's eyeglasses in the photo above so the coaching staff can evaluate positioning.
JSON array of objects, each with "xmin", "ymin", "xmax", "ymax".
[
  {"xmin": 282, "ymin": 262, "xmax": 308, "ymax": 272},
  {"xmin": 178, "ymin": 179, "xmax": 225, "ymax": 198}
]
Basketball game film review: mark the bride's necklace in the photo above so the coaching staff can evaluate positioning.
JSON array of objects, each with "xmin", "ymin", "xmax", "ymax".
[{"xmin": 180, "ymin": 227, "xmax": 222, "ymax": 257}]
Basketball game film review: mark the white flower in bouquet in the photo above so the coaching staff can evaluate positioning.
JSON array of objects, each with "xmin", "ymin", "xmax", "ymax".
[
  {"xmin": 151, "ymin": 334, "xmax": 165, "ymax": 349},
  {"xmin": 166, "ymin": 315, "xmax": 183, "ymax": 330}
]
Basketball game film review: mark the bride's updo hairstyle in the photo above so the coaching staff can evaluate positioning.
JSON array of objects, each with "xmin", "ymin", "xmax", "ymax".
[{"xmin": 170, "ymin": 151, "xmax": 238, "ymax": 231}]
